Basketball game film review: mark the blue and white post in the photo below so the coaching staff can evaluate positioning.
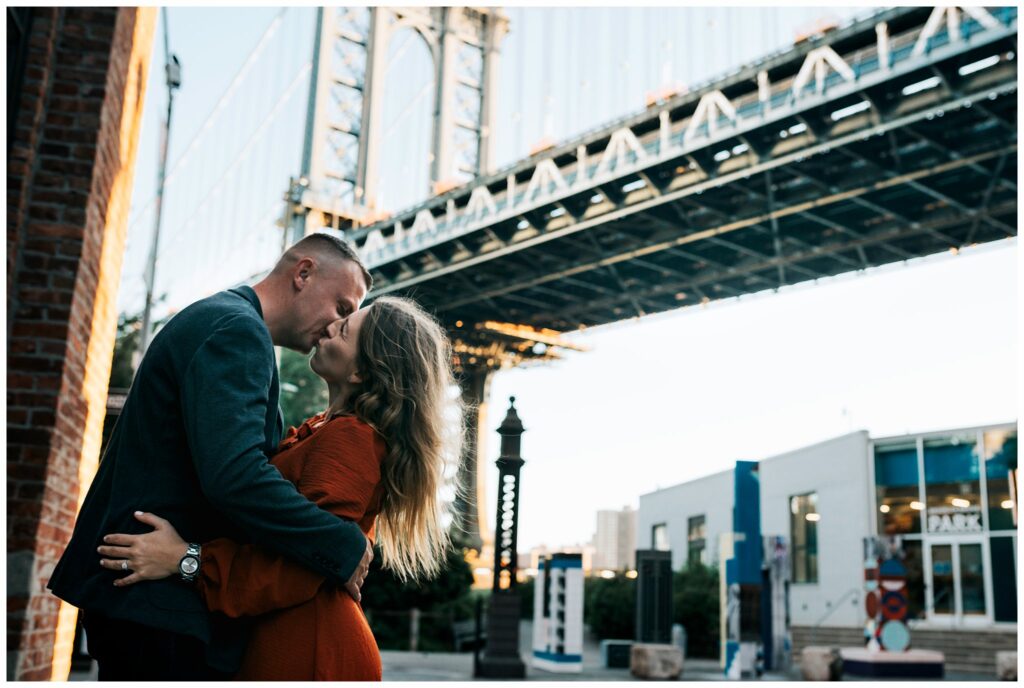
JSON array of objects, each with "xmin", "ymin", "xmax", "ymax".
[
  {"xmin": 723, "ymin": 460, "xmax": 763, "ymax": 679},
  {"xmin": 531, "ymin": 553, "xmax": 584, "ymax": 673}
]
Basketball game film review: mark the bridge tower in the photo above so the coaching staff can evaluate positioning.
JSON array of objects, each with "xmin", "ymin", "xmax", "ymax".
[
  {"xmin": 286, "ymin": 7, "xmax": 510, "ymax": 554},
  {"xmin": 285, "ymin": 6, "xmax": 509, "ymax": 243}
]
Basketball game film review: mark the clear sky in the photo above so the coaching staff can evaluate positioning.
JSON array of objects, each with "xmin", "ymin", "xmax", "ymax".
[{"xmin": 119, "ymin": 6, "xmax": 1019, "ymax": 553}]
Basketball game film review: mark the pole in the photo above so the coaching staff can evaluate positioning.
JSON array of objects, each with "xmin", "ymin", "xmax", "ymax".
[{"xmin": 138, "ymin": 7, "xmax": 182, "ymax": 361}]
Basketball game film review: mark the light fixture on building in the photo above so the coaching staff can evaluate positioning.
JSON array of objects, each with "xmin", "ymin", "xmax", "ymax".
[
  {"xmin": 950, "ymin": 497, "xmax": 971, "ymax": 508},
  {"xmin": 879, "ymin": 504, "xmax": 891, "ymax": 514},
  {"xmin": 910, "ymin": 501, "xmax": 924, "ymax": 511},
  {"xmin": 805, "ymin": 513, "xmax": 821, "ymax": 522},
  {"xmin": 600, "ymin": 570, "xmax": 616, "ymax": 579},
  {"xmin": 625, "ymin": 570, "xmax": 638, "ymax": 579},
  {"xmin": 1001, "ymin": 499, "xmax": 1014, "ymax": 510}
]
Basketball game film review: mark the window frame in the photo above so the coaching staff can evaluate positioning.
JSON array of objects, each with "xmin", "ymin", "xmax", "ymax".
[{"xmin": 789, "ymin": 491, "xmax": 819, "ymax": 584}]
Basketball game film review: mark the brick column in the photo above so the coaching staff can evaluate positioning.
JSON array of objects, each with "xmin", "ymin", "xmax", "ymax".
[{"xmin": 6, "ymin": 7, "xmax": 155, "ymax": 680}]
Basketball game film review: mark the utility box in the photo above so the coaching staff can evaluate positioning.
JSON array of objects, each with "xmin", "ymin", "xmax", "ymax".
[
  {"xmin": 635, "ymin": 550, "xmax": 673, "ymax": 644},
  {"xmin": 531, "ymin": 553, "xmax": 584, "ymax": 672}
]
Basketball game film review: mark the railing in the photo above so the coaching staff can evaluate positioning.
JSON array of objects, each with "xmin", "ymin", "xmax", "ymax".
[
  {"xmin": 368, "ymin": 7, "xmax": 1017, "ymax": 227},
  {"xmin": 359, "ymin": 6, "xmax": 1017, "ymax": 268},
  {"xmin": 807, "ymin": 587, "xmax": 861, "ymax": 647},
  {"xmin": 364, "ymin": 605, "xmax": 484, "ymax": 653}
]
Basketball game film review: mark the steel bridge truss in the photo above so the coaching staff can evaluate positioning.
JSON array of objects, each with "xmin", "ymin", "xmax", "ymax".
[
  {"xmin": 348, "ymin": 6, "xmax": 1016, "ymax": 338},
  {"xmin": 290, "ymin": 6, "xmax": 508, "ymax": 240}
]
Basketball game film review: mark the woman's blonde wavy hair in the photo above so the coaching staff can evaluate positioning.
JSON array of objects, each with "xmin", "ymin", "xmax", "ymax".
[{"xmin": 345, "ymin": 296, "xmax": 464, "ymax": 583}]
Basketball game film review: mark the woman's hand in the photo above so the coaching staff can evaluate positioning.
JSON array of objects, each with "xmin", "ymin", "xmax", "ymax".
[{"xmin": 98, "ymin": 511, "xmax": 189, "ymax": 586}]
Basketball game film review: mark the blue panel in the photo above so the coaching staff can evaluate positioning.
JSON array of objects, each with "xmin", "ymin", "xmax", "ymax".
[
  {"xmin": 533, "ymin": 650, "xmax": 583, "ymax": 663},
  {"xmin": 724, "ymin": 641, "xmax": 739, "ymax": 677},
  {"xmin": 924, "ymin": 442, "xmax": 979, "ymax": 484},
  {"xmin": 549, "ymin": 558, "xmax": 583, "ymax": 570},
  {"xmin": 875, "ymin": 446, "xmax": 918, "ymax": 488},
  {"xmin": 733, "ymin": 460, "xmax": 762, "ymax": 585}
]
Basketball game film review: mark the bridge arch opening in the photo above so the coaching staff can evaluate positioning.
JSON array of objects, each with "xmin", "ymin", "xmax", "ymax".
[{"xmin": 377, "ymin": 26, "xmax": 435, "ymax": 214}]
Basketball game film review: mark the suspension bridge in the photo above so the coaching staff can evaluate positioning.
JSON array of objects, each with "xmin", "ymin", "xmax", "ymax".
[{"xmin": 118, "ymin": 6, "xmax": 1017, "ymax": 551}]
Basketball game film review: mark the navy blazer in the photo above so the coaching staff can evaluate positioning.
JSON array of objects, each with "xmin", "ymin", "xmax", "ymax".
[{"xmin": 48, "ymin": 287, "xmax": 367, "ymax": 672}]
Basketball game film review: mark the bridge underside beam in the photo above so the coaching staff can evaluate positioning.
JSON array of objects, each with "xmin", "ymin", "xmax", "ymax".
[{"xmin": 358, "ymin": 11, "xmax": 1016, "ymax": 340}]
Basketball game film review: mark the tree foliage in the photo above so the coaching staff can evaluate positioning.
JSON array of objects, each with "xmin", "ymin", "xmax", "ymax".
[
  {"xmin": 278, "ymin": 348, "xmax": 329, "ymax": 428},
  {"xmin": 582, "ymin": 563, "xmax": 721, "ymax": 659},
  {"xmin": 674, "ymin": 562, "xmax": 720, "ymax": 659},
  {"xmin": 584, "ymin": 575, "xmax": 636, "ymax": 640},
  {"xmin": 360, "ymin": 544, "xmax": 476, "ymax": 651}
]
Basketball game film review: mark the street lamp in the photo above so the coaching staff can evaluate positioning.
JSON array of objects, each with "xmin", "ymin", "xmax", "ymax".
[{"xmin": 476, "ymin": 396, "xmax": 527, "ymax": 678}]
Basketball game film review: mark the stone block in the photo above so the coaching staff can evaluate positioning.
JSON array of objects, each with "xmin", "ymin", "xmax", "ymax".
[
  {"xmin": 801, "ymin": 646, "xmax": 842, "ymax": 681},
  {"xmin": 630, "ymin": 643, "xmax": 683, "ymax": 680},
  {"xmin": 996, "ymin": 651, "xmax": 1017, "ymax": 681}
]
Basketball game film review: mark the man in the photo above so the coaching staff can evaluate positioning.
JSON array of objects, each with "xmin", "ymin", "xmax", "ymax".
[{"xmin": 49, "ymin": 233, "xmax": 375, "ymax": 680}]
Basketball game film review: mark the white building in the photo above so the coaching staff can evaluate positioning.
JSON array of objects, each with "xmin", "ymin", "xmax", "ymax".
[
  {"xmin": 523, "ymin": 543, "xmax": 595, "ymax": 575},
  {"xmin": 593, "ymin": 506, "xmax": 637, "ymax": 571},
  {"xmin": 639, "ymin": 468, "xmax": 733, "ymax": 570},
  {"xmin": 637, "ymin": 423, "xmax": 1017, "ymax": 676}
]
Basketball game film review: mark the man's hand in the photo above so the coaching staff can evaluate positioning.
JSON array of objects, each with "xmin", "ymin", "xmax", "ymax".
[
  {"xmin": 344, "ymin": 537, "xmax": 373, "ymax": 602},
  {"xmin": 97, "ymin": 511, "xmax": 187, "ymax": 586}
]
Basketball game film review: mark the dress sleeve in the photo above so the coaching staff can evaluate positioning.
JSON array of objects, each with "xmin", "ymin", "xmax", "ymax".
[{"xmin": 197, "ymin": 418, "xmax": 383, "ymax": 617}]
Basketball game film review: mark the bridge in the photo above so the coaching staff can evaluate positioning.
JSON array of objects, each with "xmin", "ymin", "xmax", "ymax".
[
  {"xmin": 125, "ymin": 6, "xmax": 1017, "ymax": 555},
  {"xmin": 342, "ymin": 6, "xmax": 1016, "ymax": 351},
  {"xmin": 299, "ymin": 6, "xmax": 1018, "ymax": 554}
]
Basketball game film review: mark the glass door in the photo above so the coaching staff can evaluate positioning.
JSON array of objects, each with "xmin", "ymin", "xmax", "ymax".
[{"xmin": 926, "ymin": 537, "xmax": 991, "ymax": 624}]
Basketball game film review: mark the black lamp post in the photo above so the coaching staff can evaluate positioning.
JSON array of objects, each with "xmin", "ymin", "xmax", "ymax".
[{"xmin": 476, "ymin": 396, "xmax": 527, "ymax": 678}]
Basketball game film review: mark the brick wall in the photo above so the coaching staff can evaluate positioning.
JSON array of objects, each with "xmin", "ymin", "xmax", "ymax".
[{"xmin": 6, "ymin": 7, "xmax": 155, "ymax": 680}]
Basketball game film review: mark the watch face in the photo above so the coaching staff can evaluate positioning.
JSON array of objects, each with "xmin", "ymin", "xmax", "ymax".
[{"xmin": 181, "ymin": 556, "xmax": 199, "ymax": 575}]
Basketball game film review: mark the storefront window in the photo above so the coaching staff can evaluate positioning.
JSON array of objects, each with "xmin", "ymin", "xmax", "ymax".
[
  {"xmin": 790, "ymin": 493, "xmax": 818, "ymax": 583},
  {"xmin": 875, "ymin": 442, "xmax": 920, "ymax": 534},
  {"xmin": 687, "ymin": 515, "xmax": 706, "ymax": 566},
  {"xmin": 931, "ymin": 544, "xmax": 954, "ymax": 614},
  {"xmin": 990, "ymin": 536, "xmax": 1017, "ymax": 622},
  {"xmin": 984, "ymin": 430, "xmax": 1017, "ymax": 532},
  {"xmin": 923, "ymin": 434, "xmax": 982, "ymax": 534},
  {"xmin": 960, "ymin": 543, "xmax": 986, "ymax": 615},
  {"xmin": 902, "ymin": 540, "xmax": 925, "ymax": 620}
]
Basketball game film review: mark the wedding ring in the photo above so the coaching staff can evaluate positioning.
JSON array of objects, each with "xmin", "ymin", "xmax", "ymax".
[{"xmin": 121, "ymin": 561, "xmax": 128, "ymax": 571}]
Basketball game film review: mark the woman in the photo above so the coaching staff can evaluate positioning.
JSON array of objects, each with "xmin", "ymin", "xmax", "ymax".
[{"xmin": 96, "ymin": 296, "xmax": 462, "ymax": 680}]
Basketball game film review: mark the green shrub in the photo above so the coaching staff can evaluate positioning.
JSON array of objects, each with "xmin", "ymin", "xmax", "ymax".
[
  {"xmin": 361, "ymin": 545, "xmax": 475, "ymax": 651},
  {"xmin": 674, "ymin": 562, "xmax": 720, "ymax": 659},
  {"xmin": 584, "ymin": 575, "xmax": 636, "ymax": 640},
  {"xmin": 578, "ymin": 564, "xmax": 721, "ymax": 659},
  {"xmin": 517, "ymin": 576, "xmax": 535, "ymax": 620}
]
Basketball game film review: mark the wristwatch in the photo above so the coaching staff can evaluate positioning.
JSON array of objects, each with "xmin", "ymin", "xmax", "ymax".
[{"xmin": 178, "ymin": 543, "xmax": 201, "ymax": 582}]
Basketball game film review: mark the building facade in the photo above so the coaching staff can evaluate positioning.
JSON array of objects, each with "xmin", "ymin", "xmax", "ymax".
[
  {"xmin": 7, "ymin": 8, "xmax": 155, "ymax": 680},
  {"xmin": 593, "ymin": 506, "xmax": 637, "ymax": 571},
  {"xmin": 637, "ymin": 423, "xmax": 1017, "ymax": 676},
  {"xmin": 638, "ymin": 468, "xmax": 734, "ymax": 571}
]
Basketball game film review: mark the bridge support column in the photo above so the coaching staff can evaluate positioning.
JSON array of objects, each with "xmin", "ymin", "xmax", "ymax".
[{"xmin": 454, "ymin": 365, "xmax": 493, "ymax": 553}]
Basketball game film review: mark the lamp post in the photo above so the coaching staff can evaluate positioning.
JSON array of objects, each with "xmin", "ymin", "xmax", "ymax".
[
  {"xmin": 476, "ymin": 396, "xmax": 527, "ymax": 678},
  {"xmin": 138, "ymin": 8, "xmax": 181, "ymax": 360}
]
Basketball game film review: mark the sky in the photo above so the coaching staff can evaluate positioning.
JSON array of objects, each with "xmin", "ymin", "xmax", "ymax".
[{"xmin": 117, "ymin": 6, "xmax": 1019, "ymax": 554}]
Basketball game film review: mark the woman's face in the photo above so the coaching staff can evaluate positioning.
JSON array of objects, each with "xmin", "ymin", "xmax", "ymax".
[{"xmin": 310, "ymin": 306, "xmax": 369, "ymax": 386}]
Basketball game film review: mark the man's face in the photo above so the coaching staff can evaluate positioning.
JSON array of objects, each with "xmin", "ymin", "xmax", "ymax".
[{"xmin": 286, "ymin": 257, "xmax": 368, "ymax": 354}]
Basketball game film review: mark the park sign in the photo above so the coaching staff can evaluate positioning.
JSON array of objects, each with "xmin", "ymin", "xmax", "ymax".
[{"xmin": 926, "ymin": 506, "xmax": 982, "ymax": 534}]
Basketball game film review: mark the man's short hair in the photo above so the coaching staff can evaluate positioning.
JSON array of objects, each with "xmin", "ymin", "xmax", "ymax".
[{"xmin": 278, "ymin": 232, "xmax": 373, "ymax": 291}]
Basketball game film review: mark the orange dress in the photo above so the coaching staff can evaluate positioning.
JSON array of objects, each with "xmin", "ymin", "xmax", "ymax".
[{"xmin": 196, "ymin": 413, "xmax": 386, "ymax": 681}]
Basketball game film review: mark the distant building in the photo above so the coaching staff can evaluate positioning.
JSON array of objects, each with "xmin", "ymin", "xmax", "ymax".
[
  {"xmin": 593, "ymin": 506, "xmax": 637, "ymax": 571},
  {"xmin": 523, "ymin": 543, "xmax": 595, "ymax": 575},
  {"xmin": 637, "ymin": 423, "xmax": 1017, "ymax": 677}
]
